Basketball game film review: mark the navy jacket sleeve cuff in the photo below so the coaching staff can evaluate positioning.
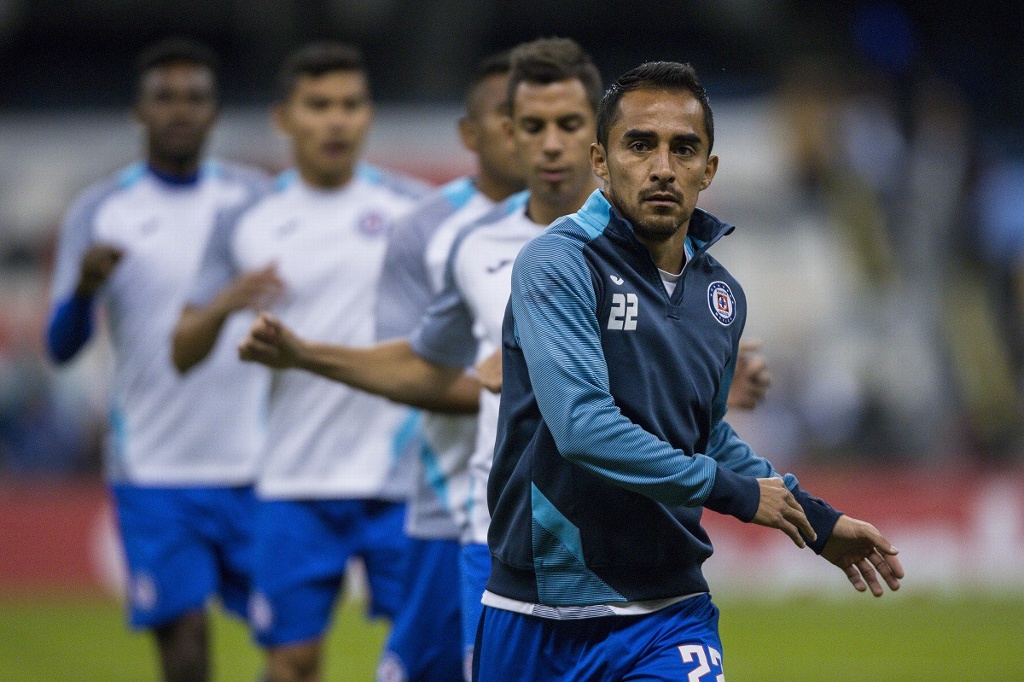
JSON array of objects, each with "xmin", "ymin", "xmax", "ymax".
[
  {"xmin": 791, "ymin": 484, "xmax": 842, "ymax": 554},
  {"xmin": 703, "ymin": 464, "xmax": 760, "ymax": 522}
]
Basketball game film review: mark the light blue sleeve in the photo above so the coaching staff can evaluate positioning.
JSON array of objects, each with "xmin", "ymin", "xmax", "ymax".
[
  {"xmin": 407, "ymin": 228, "xmax": 479, "ymax": 369},
  {"xmin": 375, "ymin": 204, "xmax": 444, "ymax": 341},
  {"xmin": 185, "ymin": 201, "xmax": 250, "ymax": 307},
  {"xmin": 44, "ymin": 181, "xmax": 118, "ymax": 363},
  {"xmin": 511, "ymin": 232, "xmax": 757, "ymax": 516}
]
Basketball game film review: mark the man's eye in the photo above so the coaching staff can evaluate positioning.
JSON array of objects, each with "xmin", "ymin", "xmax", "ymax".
[{"xmin": 629, "ymin": 141, "xmax": 649, "ymax": 152}]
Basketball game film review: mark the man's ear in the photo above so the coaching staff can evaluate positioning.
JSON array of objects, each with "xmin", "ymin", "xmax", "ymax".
[
  {"xmin": 271, "ymin": 103, "xmax": 289, "ymax": 137},
  {"xmin": 700, "ymin": 154, "xmax": 719, "ymax": 191},
  {"xmin": 458, "ymin": 116, "xmax": 479, "ymax": 154},
  {"xmin": 591, "ymin": 142, "xmax": 609, "ymax": 184}
]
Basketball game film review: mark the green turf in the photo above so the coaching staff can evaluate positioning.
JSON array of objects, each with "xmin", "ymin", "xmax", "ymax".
[
  {"xmin": 0, "ymin": 595, "xmax": 387, "ymax": 681},
  {"xmin": 1, "ymin": 592, "xmax": 1022, "ymax": 680}
]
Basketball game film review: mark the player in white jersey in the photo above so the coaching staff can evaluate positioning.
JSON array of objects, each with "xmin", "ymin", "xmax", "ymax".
[
  {"xmin": 172, "ymin": 43, "xmax": 430, "ymax": 682},
  {"xmin": 373, "ymin": 51, "xmax": 526, "ymax": 682},
  {"xmin": 45, "ymin": 38, "xmax": 273, "ymax": 682}
]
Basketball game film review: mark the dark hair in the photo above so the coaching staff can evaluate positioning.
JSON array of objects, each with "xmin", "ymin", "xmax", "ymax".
[
  {"xmin": 506, "ymin": 38, "xmax": 602, "ymax": 114},
  {"xmin": 596, "ymin": 61, "xmax": 714, "ymax": 153},
  {"xmin": 473, "ymin": 50, "xmax": 513, "ymax": 85},
  {"xmin": 464, "ymin": 50, "xmax": 513, "ymax": 117},
  {"xmin": 134, "ymin": 37, "xmax": 218, "ymax": 96},
  {"xmin": 277, "ymin": 42, "xmax": 365, "ymax": 101}
]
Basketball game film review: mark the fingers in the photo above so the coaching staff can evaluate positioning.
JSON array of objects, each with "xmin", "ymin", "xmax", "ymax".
[
  {"xmin": 753, "ymin": 478, "xmax": 815, "ymax": 548},
  {"xmin": 785, "ymin": 495, "xmax": 816, "ymax": 543},
  {"xmin": 238, "ymin": 337, "xmax": 280, "ymax": 364}
]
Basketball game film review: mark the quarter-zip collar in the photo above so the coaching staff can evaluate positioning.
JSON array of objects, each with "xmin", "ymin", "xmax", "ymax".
[{"xmin": 576, "ymin": 190, "xmax": 736, "ymax": 311}]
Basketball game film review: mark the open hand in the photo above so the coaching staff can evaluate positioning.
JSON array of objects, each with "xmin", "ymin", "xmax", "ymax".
[{"xmin": 821, "ymin": 515, "xmax": 903, "ymax": 596}]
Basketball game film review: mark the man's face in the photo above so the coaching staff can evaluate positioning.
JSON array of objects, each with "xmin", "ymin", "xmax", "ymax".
[
  {"xmin": 460, "ymin": 73, "xmax": 524, "ymax": 192},
  {"xmin": 135, "ymin": 62, "xmax": 218, "ymax": 168},
  {"xmin": 275, "ymin": 70, "xmax": 373, "ymax": 187},
  {"xmin": 509, "ymin": 78, "xmax": 596, "ymax": 209},
  {"xmin": 592, "ymin": 87, "xmax": 718, "ymax": 242}
]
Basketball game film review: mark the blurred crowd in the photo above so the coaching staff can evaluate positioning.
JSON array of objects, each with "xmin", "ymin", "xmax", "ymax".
[{"xmin": 2, "ymin": 0, "xmax": 1023, "ymax": 476}]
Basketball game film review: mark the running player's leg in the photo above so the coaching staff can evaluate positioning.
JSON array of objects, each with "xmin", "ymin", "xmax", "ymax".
[
  {"xmin": 378, "ymin": 536, "xmax": 462, "ymax": 682},
  {"xmin": 113, "ymin": 485, "xmax": 222, "ymax": 682},
  {"xmin": 357, "ymin": 499, "xmax": 411, "ymax": 620},
  {"xmin": 251, "ymin": 498, "xmax": 354, "ymax": 682}
]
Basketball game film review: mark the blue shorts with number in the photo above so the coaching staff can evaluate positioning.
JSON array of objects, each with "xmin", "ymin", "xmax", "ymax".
[
  {"xmin": 377, "ymin": 537, "xmax": 463, "ymax": 682},
  {"xmin": 112, "ymin": 484, "xmax": 257, "ymax": 630},
  {"xmin": 250, "ymin": 497, "xmax": 410, "ymax": 647},
  {"xmin": 474, "ymin": 593, "xmax": 724, "ymax": 682}
]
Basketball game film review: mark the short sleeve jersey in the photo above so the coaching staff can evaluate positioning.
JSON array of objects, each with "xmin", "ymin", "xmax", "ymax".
[
  {"xmin": 409, "ymin": 193, "xmax": 537, "ymax": 543},
  {"xmin": 188, "ymin": 164, "xmax": 430, "ymax": 499},
  {"xmin": 48, "ymin": 161, "xmax": 271, "ymax": 485},
  {"xmin": 375, "ymin": 177, "xmax": 502, "ymax": 540}
]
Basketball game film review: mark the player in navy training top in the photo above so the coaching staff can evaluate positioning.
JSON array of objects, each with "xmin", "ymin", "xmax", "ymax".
[{"xmin": 476, "ymin": 61, "xmax": 905, "ymax": 682}]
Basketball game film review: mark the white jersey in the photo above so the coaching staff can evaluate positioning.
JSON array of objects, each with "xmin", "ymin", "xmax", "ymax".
[
  {"xmin": 188, "ymin": 165, "xmax": 429, "ymax": 500},
  {"xmin": 376, "ymin": 177, "xmax": 505, "ymax": 540},
  {"xmin": 48, "ymin": 161, "xmax": 271, "ymax": 485},
  {"xmin": 410, "ymin": 195, "xmax": 539, "ymax": 544}
]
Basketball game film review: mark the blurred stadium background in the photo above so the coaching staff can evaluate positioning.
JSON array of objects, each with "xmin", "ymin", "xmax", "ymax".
[{"xmin": 2, "ymin": 0, "xmax": 1023, "ymax": 679}]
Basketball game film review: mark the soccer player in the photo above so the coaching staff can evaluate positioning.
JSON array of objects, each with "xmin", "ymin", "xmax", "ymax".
[
  {"xmin": 44, "ymin": 38, "xmax": 272, "ymax": 682},
  {"xmin": 373, "ymin": 51, "xmax": 525, "ymax": 682},
  {"xmin": 172, "ymin": 43, "xmax": 430, "ymax": 682},
  {"xmin": 237, "ymin": 40, "xmax": 774, "ymax": 675},
  {"xmin": 476, "ymin": 61, "xmax": 905, "ymax": 681},
  {"xmin": 236, "ymin": 37, "xmax": 602, "ymax": 672}
]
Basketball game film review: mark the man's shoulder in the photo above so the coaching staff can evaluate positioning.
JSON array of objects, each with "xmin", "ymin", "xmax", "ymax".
[
  {"xmin": 396, "ymin": 177, "xmax": 479, "ymax": 231},
  {"xmin": 63, "ymin": 163, "xmax": 150, "ymax": 226},
  {"xmin": 204, "ymin": 159, "xmax": 272, "ymax": 193},
  {"xmin": 356, "ymin": 163, "xmax": 433, "ymax": 201},
  {"xmin": 449, "ymin": 191, "xmax": 529, "ymax": 256}
]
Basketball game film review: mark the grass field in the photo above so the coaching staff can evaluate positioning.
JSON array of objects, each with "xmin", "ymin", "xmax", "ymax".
[{"xmin": 1, "ymin": 592, "xmax": 1022, "ymax": 681}]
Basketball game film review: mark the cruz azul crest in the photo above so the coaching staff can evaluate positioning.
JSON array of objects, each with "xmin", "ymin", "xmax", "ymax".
[{"xmin": 707, "ymin": 281, "xmax": 736, "ymax": 326}]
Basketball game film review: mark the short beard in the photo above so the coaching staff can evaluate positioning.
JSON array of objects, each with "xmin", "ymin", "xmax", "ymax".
[{"xmin": 631, "ymin": 215, "xmax": 684, "ymax": 242}]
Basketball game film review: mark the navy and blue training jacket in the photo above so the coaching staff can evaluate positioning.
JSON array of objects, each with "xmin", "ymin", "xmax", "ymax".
[{"xmin": 487, "ymin": 190, "xmax": 840, "ymax": 609}]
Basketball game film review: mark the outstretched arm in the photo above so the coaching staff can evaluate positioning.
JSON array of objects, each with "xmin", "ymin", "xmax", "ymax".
[
  {"xmin": 239, "ymin": 312, "xmax": 480, "ymax": 413},
  {"xmin": 172, "ymin": 264, "xmax": 283, "ymax": 372}
]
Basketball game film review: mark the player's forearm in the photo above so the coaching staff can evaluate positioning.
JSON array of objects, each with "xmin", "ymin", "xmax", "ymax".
[
  {"xmin": 294, "ymin": 338, "xmax": 480, "ymax": 413},
  {"xmin": 172, "ymin": 304, "xmax": 231, "ymax": 372},
  {"xmin": 46, "ymin": 294, "xmax": 94, "ymax": 363}
]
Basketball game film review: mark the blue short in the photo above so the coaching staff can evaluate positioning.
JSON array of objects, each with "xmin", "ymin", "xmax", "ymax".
[
  {"xmin": 250, "ymin": 497, "xmax": 410, "ymax": 647},
  {"xmin": 111, "ymin": 484, "xmax": 256, "ymax": 630},
  {"xmin": 460, "ymin": 542, "xmax": 491, "ymax": 678},
  {"xmin": 474, "ymin": 593, "xmax": 724, "ymax": 682},
  {"xmin": 377, "ymin": 537, "xmax": 463, "ymax": 682}
]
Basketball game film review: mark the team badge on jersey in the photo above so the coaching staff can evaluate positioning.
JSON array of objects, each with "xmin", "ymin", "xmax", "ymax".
[
  {"xmin": 356, "ymin": 211, "xmax": 387, "ymax": 237},
  {"xmin": 707, "ymin": 281, "xmax": 736, "ymax": 326}
]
